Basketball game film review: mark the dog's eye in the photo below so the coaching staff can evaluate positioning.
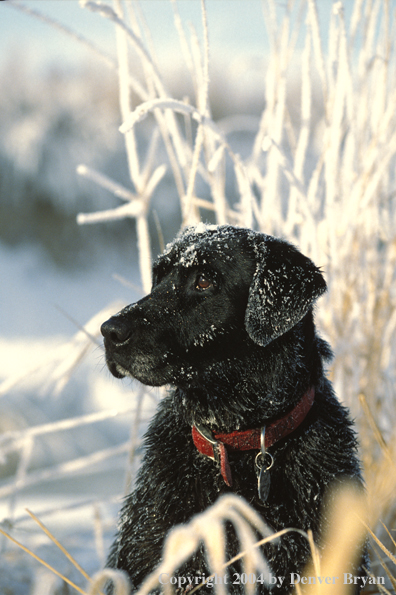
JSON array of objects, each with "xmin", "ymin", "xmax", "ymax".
[{"xmin": 195, "ymin": 274, "xmax": 212, "ymax": 291}]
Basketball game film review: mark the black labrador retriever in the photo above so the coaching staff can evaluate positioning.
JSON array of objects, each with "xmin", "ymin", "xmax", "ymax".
[{"xmin": 101, "ymin": 224, "xmax": 365, "ymax": 593}]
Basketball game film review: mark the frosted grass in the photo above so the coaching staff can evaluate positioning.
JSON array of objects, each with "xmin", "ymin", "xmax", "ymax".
[{"xmin": 1, "ymin": 0, "xmax": 396, "ymax": 592}]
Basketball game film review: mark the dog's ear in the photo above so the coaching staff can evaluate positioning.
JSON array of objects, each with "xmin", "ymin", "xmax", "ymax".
[{"xmin": 245, "ymin": 238, "xmax": 326, "ymax": 347}]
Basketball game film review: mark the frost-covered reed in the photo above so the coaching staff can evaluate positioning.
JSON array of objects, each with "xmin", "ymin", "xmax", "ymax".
[{"xmin": 2, "ymin": 0, "xmax": 396, "ymax": 592}]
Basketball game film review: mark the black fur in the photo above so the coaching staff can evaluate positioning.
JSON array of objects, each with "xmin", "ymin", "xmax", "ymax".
[{"xmin": 101, "ymin": 225, "xmax": 365, "ymax": 593}]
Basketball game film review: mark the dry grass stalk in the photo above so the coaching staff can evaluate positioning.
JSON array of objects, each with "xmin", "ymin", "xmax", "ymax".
[
  {"xmin": 296, "ymin": 484, "xmax": 368, "ymax": 595},
  {"xmin": 26, "ymin": 508, "xmax": 92, "ymax": 583},
  {"xmin": 0, "ymin": 525, "xmax": 90, "ymax": 595}
]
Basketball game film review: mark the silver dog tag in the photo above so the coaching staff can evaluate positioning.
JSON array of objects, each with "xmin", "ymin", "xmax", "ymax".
[
  {"xmin": 255, "ymin": 427, "xmax": 274, "ymax": 503},
  {"xmin": 258, "ymin": 466, "xmax": 271, "ymax": 503}
]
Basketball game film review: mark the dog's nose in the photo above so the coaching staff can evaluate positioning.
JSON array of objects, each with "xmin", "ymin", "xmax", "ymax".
[{"xmin": 101, "ymin": 316, "xmax": 132, "ymax": 346}]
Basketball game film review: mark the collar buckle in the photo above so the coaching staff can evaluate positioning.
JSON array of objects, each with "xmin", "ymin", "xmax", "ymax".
[{"xmin": 194, "ymin": 424, "xmax": 220, "ymax": 464}]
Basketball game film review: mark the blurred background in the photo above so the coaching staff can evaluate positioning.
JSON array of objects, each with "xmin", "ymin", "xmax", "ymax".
[{"xmin": 0, "ymin": 0, "xmax": 344, "ymax": 336}]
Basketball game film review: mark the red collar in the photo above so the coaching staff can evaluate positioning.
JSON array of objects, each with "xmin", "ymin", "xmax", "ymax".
[{"xmin": 192, "ymin": 386, "xmax": 315, "ymax": 487}]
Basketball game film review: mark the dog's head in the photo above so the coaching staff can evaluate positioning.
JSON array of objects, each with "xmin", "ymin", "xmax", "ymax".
[{"xmin": 101, "ymin": 224, "xmax": 326, "ymax": 387}]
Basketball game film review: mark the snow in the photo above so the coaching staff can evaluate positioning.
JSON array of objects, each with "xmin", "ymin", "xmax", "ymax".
[{"xmin": 0, "ymin": 244, "xmax": 158, "ymax": 593}]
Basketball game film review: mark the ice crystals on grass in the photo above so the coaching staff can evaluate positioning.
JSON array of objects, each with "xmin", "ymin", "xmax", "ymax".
[
  {"xmin": 76, "ymin": 163, "xmax": 166, "ymax": 225},
  {"xmin": 135, "ymin": 495, "xmax": 273, "ymax": 595},
  {"xmin": 88, "ymin": 568, "xmax": 131, "ymax": 595}
]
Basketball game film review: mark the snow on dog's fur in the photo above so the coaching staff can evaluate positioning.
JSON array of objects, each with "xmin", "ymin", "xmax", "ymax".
[{"xmin": 101, "ymin": 224, "xmax": 366, "ymax": 593}]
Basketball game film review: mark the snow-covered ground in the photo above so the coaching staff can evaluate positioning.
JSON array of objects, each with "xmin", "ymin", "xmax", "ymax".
[
  {"xmin": 0, "ymin": 241, "xmax": 140, "ymax": 339},
  {"xmin": 0, "ymin": 243, "xmax": 160, "ymax": 593}
]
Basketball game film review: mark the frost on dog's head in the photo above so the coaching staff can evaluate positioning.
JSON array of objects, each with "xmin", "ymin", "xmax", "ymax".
[
  {"xmin": 159, "ymin": 223, "xmax": 235, "ymax": 265},
  {"xmin": 156, "ymin": 223, "xmax": 327, "ymax": 349},
  {"xmin": 244, "ymin": 235, "xmax": 327, "ymax": 347},
  {"xmin": 153, "ymin": 223, "xmax": 247, "ymax": 281}
]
